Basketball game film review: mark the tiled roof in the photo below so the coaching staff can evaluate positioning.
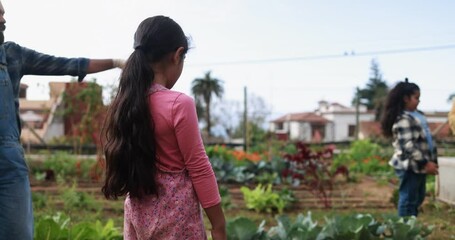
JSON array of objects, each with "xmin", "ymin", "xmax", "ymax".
[
  {"xmin": 330, "ymin": 102, "xmax": 348, "ymax": 108},
  {"xmin": 271, "ymin": 112, "xmax": 329, "ymax": 123},
  {"xmin": 359, "ymin": 121, "xmax": 452, "ymax": 139}
]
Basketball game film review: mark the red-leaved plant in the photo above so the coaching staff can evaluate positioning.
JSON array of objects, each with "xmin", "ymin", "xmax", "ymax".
[{"xmin": 282, "ymin": 142, "xmax": 348, "ymax": 208}]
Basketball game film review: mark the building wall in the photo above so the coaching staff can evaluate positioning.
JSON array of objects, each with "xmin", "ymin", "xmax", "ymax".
[
  {"xmin": 325, "ymin": 122, "xmax": 335, "ymax": 142},
  {"xmin": 321, "ymin": 112, "xmax": 375, "ymax": 141},
  {"xmin": 290, "ymin": 122, "xmax": 302, "ymax": 140}
]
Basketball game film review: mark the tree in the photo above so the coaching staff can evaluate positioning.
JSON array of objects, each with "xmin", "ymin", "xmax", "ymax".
[
  {"xmin": 211, "ymin": 100, "xmax": 241, "ymax": 141},
  {"xmin": 354, "ymin": 59, "xmax": 389, "ymax": 121},
  {"xmin": 448, "ymin": 93, "xmax": 455, "ymax": 102},
  {"xmin": 191, "ymin": 71, "xmax": 224, "ymax": 137},
  {"xmin": 57, "ymin": 79, "xmax": 106, "ymax": 154},
  {"xmin": 232, "ymin": 94, "xmax": 271, "ymax": 149}
]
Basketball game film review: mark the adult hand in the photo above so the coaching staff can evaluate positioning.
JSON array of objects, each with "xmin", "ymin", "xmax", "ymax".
[
  {"xmin": 112, "ymin": 59, "xmax": 126, "ymax": 69},
  {"xmin": 425, "ymin": 161, "xmax": 439, "ymax": 175}
]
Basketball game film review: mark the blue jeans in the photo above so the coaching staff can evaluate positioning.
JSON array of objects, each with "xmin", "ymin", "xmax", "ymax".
[
  {"xmin": 0, "ymin": 176, "xmax": 33, "ymax": 239},
  {"xmin": 0, "ymin": 140, "xmax": 33, "ymax": 240},
  {"xmin": 395, "ymin": 169, "xmax": 426, "ymax": 217}
]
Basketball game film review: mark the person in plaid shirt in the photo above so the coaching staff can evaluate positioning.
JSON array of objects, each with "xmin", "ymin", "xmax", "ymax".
[{"xmin": 381, "ymin": 78, "xmax": 438, "ymax": 217}]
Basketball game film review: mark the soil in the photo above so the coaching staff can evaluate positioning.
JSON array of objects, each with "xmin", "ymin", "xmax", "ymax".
[
  {"xmin": 225, "ymin": 176, "xmax": 395, "ymax": 210},
  {"xmin": 31, "ymin": 175, "xmax": 396, "ymax": 210}
]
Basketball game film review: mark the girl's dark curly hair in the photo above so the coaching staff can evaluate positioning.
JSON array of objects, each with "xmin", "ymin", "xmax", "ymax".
[
  {"xmin": 380, "ymin": 78, "xmax": 420, "ymax": 138},
  {"xmin": 102, "ymin": 16, "xmax": 188, "ymax": 199}
]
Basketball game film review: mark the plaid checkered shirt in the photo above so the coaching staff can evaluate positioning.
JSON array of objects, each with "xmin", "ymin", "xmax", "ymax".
[{"xmin": 389, "ymin": 111, "xmax": 438, "ymax": 174}]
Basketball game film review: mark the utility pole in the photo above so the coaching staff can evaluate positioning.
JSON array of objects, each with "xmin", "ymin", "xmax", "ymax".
[
  {"xmin": 355, "ymin": 87, "xmax": 360, "ymax": 140},
  {"xmin": 243, "ymin": 86, "xmax": 248, "ymax": 152}
]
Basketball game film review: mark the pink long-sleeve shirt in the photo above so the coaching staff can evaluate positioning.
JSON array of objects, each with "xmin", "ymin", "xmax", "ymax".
[{"xmin": 147, "ymin": 83, "xmax": 220, "ymax": 208}]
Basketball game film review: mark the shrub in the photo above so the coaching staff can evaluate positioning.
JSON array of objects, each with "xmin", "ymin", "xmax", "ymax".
[{"xmin": 240, "ymin": 184, "xmax": 295, "ymax": 214}]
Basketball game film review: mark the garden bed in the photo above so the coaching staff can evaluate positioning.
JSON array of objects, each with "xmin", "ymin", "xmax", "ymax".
[
  {"xmin": 225, "ymin": 177, "xmax": 394, "ymax": 210},
  {"xmin": 31, "ymin": 175, "xmax": 395, "ymax": 210}
]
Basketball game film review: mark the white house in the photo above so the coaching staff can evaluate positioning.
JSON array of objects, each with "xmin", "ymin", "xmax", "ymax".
[
  {"xmin": 270, "ymin": 100, "xmax": 375, "ymax": 142},
  {"xmin": 270, "ymin": 100, "xmax": 451, "ymax": 142},
  {"xmin": 315, "ymin": 100, "xmax": 376, "ymax": 141},
  {"xmin": 269, "ymin": 112, "xmax": 333, "ymax": 142}
]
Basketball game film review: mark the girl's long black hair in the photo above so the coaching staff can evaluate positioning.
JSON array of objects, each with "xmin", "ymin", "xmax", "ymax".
[
  {"xmin": 380, "ymin": 78, "xmax": 420, "ymax": 138},
  {"xmin": 102, "ymin": 16, "xmax": 188, "ymax": 199}
]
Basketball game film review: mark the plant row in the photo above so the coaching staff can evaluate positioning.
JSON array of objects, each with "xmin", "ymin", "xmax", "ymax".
[
  {"xmin": 226, "ymin": 212, "xmax": 433, "ymax": 240},
  {"xmin": 34, "ymin": 211, "xmax": 434, "ymax": 240}
]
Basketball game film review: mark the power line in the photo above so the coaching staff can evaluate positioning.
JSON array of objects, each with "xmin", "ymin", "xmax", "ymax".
[{"xmin": 187, "ymin": 44, "xmax": 455, "ymax": 67}]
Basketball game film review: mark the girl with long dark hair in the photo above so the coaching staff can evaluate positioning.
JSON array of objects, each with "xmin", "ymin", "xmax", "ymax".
[
  {"xmin": 102, "ymin": 16, "xmax": 226, "ymax": 239},
  {"xmin": 381, "ymin": 78, "xmax": 438, "ymax": 217}
]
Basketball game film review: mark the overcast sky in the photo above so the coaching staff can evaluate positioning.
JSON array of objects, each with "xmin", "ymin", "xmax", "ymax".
[{"xmin": 3, "ymin": 0, "xmax": 455, "ymax": 120}]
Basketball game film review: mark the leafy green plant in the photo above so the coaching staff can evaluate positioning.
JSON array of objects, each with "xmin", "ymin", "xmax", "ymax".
[
  {"xmin": 70, "ymin": 220, "xmax": 122, "ymax": 240},
  {"xmin": 426, "ymin": 175, "xmax": 436, "ymax": 199},
  {"xmin": 206, "ymin": 145, "xmax": 236, "ymax": 162},
  {"xmin": 332, "ymin": 140, "xmax": 392, "ymax": 177},
  {"xmin": 219, "ymin": 185, "xmax": 234, "ymax": 210},
  {"xmin": 381, "ymin": 215, "xmax": 434, "ymax": 240},
  {"xmin": 60, "ymin": 182, "xmax": 100, "ymax": 212},
  {"xmin": 34, "ymin": 212, "xmax": 122, "ymax": 240},
  {"xmin": 390, "ymin": 188, "xmax": 399, "ymax": 209},
  {"xmin": 268, "ymin": 212, "xmax": 322, "ymax": 239},
  {"xmin": 210, "ymin": 156, "xmax": 279, "ymax": 184},
  {"xmin": 42, "ymin": 151, "xmax": 97, "ymax": 181},
  {"xmin": 35, "ymin": 212, "xmax": 70, "ymax": 240},
  {"xmin": 256, "ymin": 172, "xmax": 279, "ymax": 184},
  {"xmin": 32, "ymin": 192, "xmax": 49, "ymax": 210},
  {"xmin": 226, "ymin": 212, "xmax": 434, "ymax": 240},
  {"xmin": 240, "ymin": 184, "xmax": 294, "ymax": 214},
  {"xmin": 226, "ymin": 217, "xmax": 268, "ymax": 240}
]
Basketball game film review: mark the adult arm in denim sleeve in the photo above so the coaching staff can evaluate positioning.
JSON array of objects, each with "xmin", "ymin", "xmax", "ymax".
[
  {"xmin": 19, "ymin": 45, "xmax": 115, "ymax": 81},
  {"xmin": 394, "ymin": 117, "xmax": 428, "ymax": 173}
]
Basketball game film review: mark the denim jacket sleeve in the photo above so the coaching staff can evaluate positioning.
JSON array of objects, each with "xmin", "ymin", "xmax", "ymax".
[{"xmin": 9, "ymin": 42, "xmax": 89, "ymax": 81}]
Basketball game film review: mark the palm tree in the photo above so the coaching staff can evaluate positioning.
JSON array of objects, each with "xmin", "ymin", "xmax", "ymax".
[{"xmin": 191, "ymin": 71, "xmax": 224, "ymax": 137}]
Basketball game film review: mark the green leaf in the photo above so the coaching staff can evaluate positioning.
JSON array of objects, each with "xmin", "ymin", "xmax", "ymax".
[
  {"xmin": 35, "ymin": 218, "xmax": 68, "ymax": 240},
  {"xmin": 227, "ymin": 217, "xmax": 259, "ymax": 240},
  {"xmin": 70, "ymin": 223, "xmax": 98, "ymax": 240}
]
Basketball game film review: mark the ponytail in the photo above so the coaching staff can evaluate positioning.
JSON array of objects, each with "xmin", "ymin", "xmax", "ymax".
[
  {"xmin": 102, "ymin": 50, "xmax": 158, "ymax": 199},
  {"xmin": 102, "ymin": 16, "xmax": 188, "ymax": 199}
]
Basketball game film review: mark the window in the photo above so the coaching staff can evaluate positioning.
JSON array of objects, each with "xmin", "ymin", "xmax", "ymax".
[
  {"xmin": 276, "ymin": 122, "xmax": 284, "ymax": 130},
  {"xmin": 348, "ymin": 125, "xmax": 356, "ymax": 137}
]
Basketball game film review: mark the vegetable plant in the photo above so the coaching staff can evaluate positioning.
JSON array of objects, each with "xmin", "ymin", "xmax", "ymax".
[
  {"xmin": 240, "ymin": 184, "xmax": 295, "ymax": 214},
  {"xmin": 281, "ymin": 142, "xmax": 348, "ymax": 207}
]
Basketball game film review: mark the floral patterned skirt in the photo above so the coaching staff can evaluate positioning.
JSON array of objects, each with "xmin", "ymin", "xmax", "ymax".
[{"xmin": 123, "ymin": 169, "xmax": 206, "ymax": 240}]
